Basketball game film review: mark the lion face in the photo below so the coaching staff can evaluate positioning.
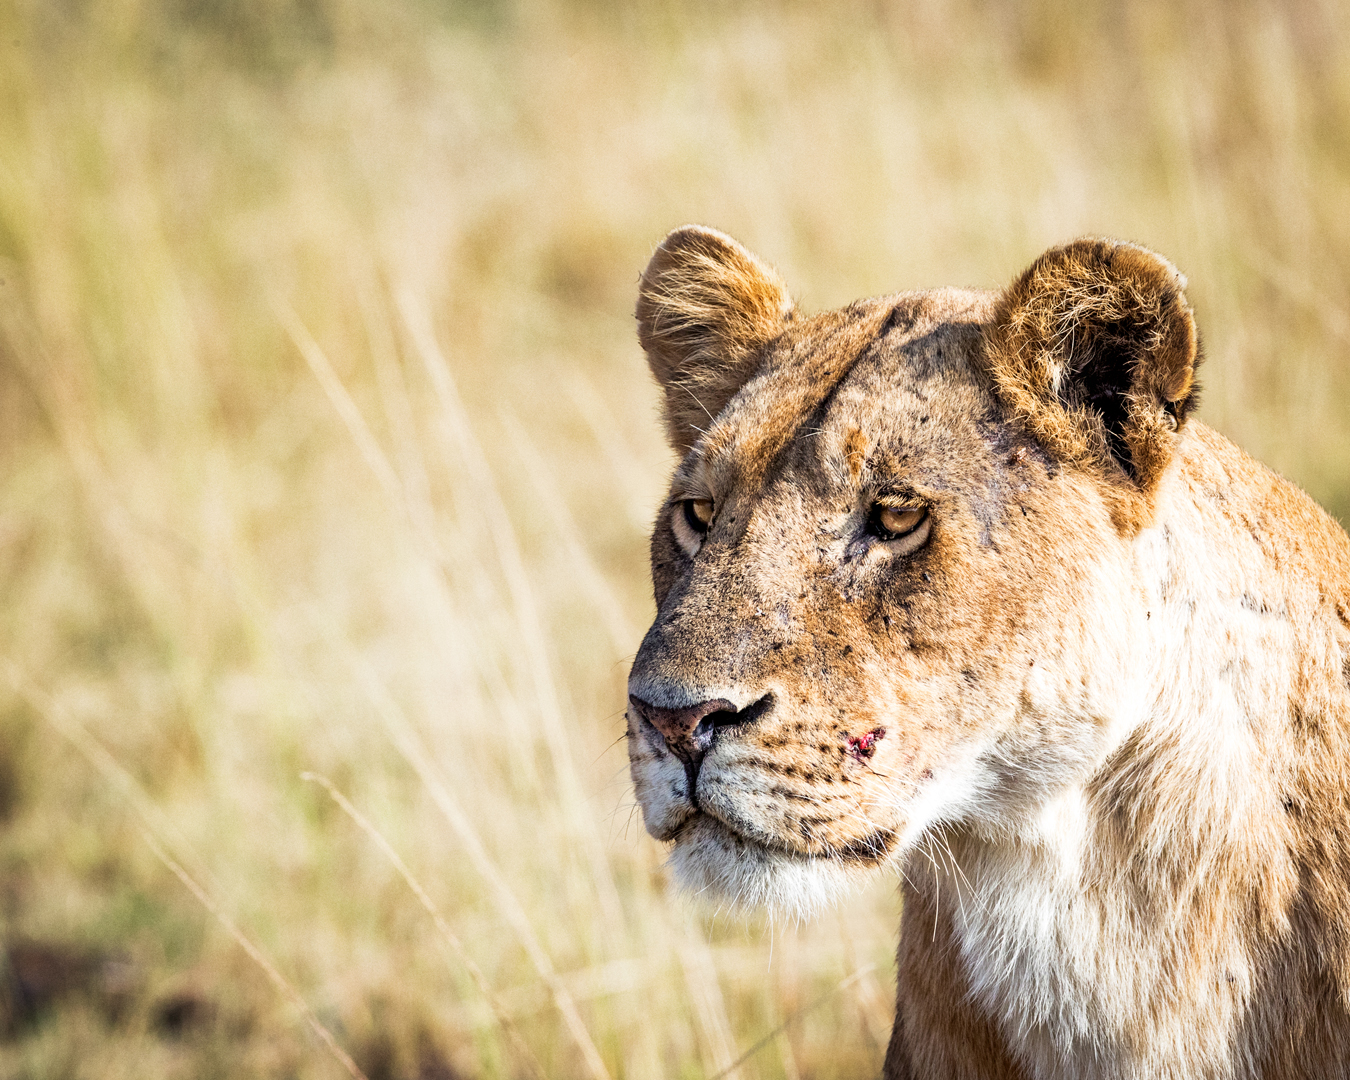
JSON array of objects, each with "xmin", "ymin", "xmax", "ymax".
[{"xmin": 627, "ymin": 228, "xmax": 1198, "ymax": 914}]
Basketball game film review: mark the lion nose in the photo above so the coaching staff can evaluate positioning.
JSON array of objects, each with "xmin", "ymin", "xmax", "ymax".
[{"xmin": 629, "ymin": 695, "xmax": 739, "ymax": 765}]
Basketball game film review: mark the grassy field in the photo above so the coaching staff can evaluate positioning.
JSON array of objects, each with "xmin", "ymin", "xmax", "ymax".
[{"xmin": 0, "ymin": 1, "xmax": 1347, "ymax": 1077}]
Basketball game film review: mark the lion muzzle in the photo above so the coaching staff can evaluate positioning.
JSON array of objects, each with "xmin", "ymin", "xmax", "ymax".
[{"xmin": 629, "ymin": 693, "xmax": 772, "ymax": 801}]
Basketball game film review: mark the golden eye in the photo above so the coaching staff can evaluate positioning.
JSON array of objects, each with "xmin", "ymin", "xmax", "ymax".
[
  {"xmin": 868, "ymin": 504, "xmax": 929, "ymax": 548},
  {"xmin": 683, "ymin": 498, "xmax": 714, "ymax": 533},
  {"xmin": 875, "ymin": 505, "xmax": 924, "ymax": 537}
]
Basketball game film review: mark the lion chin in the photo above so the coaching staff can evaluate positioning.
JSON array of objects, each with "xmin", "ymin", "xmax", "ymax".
[{"xmin": 665, "ymin": 815, "xmax": 884, "ymax": 919}]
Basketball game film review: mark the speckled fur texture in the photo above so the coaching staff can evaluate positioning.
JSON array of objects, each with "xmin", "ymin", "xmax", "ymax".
[{"xmin": 626, "ymin": 226, "xmax": 1350, "ymax": 1079}]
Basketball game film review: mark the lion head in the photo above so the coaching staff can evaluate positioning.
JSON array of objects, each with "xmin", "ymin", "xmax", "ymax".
[{"xmin": 625, "ymin": 225, "xmax": 1199, "ymax": 916}]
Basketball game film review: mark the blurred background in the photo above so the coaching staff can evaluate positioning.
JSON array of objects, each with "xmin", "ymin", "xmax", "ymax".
[{"xmin": 0, "ymin": 0, "xmax": 1347, "ymax": 1076}]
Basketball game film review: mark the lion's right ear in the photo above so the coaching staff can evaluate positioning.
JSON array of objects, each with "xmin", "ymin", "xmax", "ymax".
[{"xmin": 637, "ymin": 226, "xmax": 794, "ymax": 454}]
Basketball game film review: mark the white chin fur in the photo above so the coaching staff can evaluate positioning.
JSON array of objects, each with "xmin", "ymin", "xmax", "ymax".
[{"xmin": 666, "ymin": 816, "xmax": 874, "ymax": 919}]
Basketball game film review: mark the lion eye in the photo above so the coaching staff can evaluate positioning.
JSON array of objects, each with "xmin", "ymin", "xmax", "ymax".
[
  {"xmin": 671, "ymin": 497, "xmax": 715, "ymax": 557},
  {"xmin": 872, "ymin": 505, "xmax": 925, "ymax": 538},
  {"xmin": 864, "ymin": 504, "xmax": 928, "ymax": 553},
  {"xmin": 683, "ymin": 498, "xmax": 714, "ymax": 533}
]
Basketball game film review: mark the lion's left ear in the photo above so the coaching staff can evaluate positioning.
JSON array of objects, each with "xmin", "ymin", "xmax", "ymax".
[{"xmin": 984, "ymin": 238, "xmax": 1200, "ymax": 492}]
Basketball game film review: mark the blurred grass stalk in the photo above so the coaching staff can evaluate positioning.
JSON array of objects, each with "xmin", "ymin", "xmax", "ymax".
[{"xmin": 0, "ymin": 0, "xmax": 1347, "ymax": 1076}]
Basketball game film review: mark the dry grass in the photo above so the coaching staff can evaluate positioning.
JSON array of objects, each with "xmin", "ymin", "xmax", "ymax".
[{"xmin": 0, "ymin": 1, "xmax": 1347, "ymax": 1077}]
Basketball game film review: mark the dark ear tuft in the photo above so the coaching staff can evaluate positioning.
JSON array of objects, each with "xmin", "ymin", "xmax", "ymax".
[
  {"xmin": 636, "ymin": 225, "xmax": 794, "ymax": 453},
  {"xmin": 985, "ymin": 238, "xmax": 1200, "ymax": 493}
]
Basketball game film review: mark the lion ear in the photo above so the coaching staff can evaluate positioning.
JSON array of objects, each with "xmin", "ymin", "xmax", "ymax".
[
  {"xmin": 985, "ymin": 238, "xmax": 1200, "ymax": 491},
  {"xmin": 637, "ymin": 225, "xmax": 795, "ymax": 454}
]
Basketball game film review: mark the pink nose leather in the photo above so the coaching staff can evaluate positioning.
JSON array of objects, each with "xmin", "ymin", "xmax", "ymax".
[{"xmin": 628, "ymin": 695, "xmax": 736, "ymax": 764}]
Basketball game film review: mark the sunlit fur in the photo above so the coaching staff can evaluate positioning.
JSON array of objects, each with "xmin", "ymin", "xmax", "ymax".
[
  {"xmin": 629, "ymin": 227, "xmax": 1350, "ymax": 1079},
  {"xmin": 666, "ymin": 817, "xmax": 871, "ymax": 918}
]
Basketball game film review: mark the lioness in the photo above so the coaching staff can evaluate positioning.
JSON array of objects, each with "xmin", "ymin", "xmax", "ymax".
[{"xmin": 625, "ymin": 226, "xmax": 1350, "ymax": 1078}]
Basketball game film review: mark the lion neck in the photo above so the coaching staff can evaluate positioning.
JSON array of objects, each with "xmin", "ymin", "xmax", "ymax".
[{"xmin": 904, "ymin": 424, "xmax": 1331, "ymax": 1077}]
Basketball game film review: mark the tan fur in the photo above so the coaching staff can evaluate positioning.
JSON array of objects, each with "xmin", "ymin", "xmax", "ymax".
[
  {"xmin": 985, "ymin": 239, "xmax": 1201, "ymax": 531},
  {"xmin": 636, "ymin": 225, "xmax": 795, "ymax": 452},
  {"xmin": 626, "ymin": 228, "xmax": 1350, "ymax": 1079}
]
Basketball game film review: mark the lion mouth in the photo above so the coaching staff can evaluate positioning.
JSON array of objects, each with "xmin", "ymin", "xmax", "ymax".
[{"xmin": 676, "ymin": 808, "xmax": 899, "ymax": 867}]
